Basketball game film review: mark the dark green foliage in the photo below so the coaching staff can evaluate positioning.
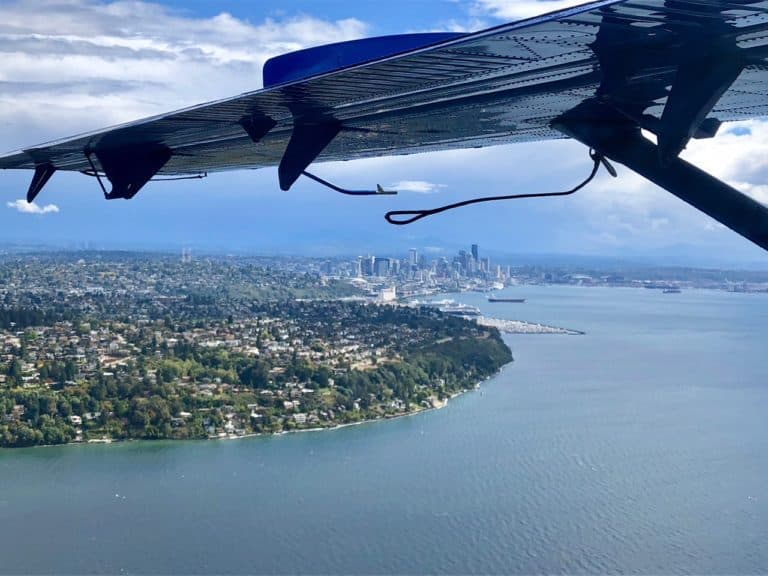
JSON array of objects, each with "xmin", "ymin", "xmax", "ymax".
[
  {"xmin": 0, "ymin": 307, "xmax": 73, "ymax": 330},
  {"xmin": 0, "ymin": 260, "xmax": 512, "ymax": 447}
]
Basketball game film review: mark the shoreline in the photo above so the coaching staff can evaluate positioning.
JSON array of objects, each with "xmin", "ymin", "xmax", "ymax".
[
  {"xmin": 197, "ymin": 371, "xmax": 495, "ymax": 441},
  {"xmin": 3, "ymin": 367, "xmax": 506, "ymax": 451},
  {"xmin": 250, "ymin": 380, "xmax": 485, "ymax": 439}
]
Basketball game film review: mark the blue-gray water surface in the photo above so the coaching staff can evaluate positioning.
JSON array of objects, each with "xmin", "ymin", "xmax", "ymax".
[{"xmin": 1, "ymin": 286, "xmax": 767, "ymax": 574}]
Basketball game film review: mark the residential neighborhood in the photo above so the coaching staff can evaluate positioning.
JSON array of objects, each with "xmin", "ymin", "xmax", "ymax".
[{"xmin": 0, "ymin": 251, "xmax": 511, "ymax": 446}]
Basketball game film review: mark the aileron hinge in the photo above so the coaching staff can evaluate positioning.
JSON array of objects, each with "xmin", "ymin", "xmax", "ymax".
[
  {"xmin": 278, "ymin": 119, "xmax": 341, "ymax": 191},
  {"xmin": 85, "ymin": 143, "xmax": 172, "ymax": 200},
  {"xmin": 239, "ymin": 111, "xmax": 277, "ymax": 144}
]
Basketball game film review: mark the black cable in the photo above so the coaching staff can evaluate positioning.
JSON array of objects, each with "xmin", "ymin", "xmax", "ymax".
[
  {"xmin": 84, "ymin": 152, "xmax": 109, "ymax": 198},
  {"xmin": 302, "ymin": 170, "xmax": 396, "ymax": 195},
  {"xmin": 147, "ymin": 173, "xmax": 208, "ymax": 182},
  {"xmin": 384, "ymin": 149, "xmax": 615, "ymax": 225}
]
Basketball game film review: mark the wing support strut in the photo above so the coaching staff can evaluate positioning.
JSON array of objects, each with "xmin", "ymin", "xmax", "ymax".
[
  {"xmin": 657, "ymin": 53, "xmax": 743, "ymax": 162},
  {"xmin": 27, "ymin": 162, "xmax": 56, "ymax": 203},
  {"xmin": 85, "ymin": 143, "xmax": 172, "ymax": 200},
  {"xmin": 553, "ymin": 102, "xmax": 768, "ymax": 252}
]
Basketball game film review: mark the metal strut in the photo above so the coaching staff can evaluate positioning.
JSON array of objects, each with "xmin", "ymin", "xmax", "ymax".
[
  {"xmin": 657, "ymin": 52, "xmax": 743, "ymax": 163},
  {"xmin": 553, "ymin": 102, "xmax": 768, "ymax": 252}
]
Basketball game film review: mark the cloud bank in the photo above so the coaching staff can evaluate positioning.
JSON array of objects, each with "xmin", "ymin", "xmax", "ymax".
[{"xmin": 0, "ymin": 0, "xmax": 367, "ymax": 148}]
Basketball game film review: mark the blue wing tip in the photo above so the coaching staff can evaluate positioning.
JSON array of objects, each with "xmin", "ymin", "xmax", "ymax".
[{"xmin": 263, "ymin": 32, "xmax": 465, "ymax": 88}]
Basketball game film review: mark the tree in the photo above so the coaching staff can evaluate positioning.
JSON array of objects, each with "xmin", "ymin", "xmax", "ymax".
[
  {"xmin": 39, "ymin": 395, "xmax": 57, "ymax": 417},
  {"xmin": 8, "ymin": 359, "xmax": 23, "ymax": 382},
  {"xmin": 238, "ymin": 361, "xmax": 269, "ymax": 390},
  {"xmin": 57, "ymin": 399, "xmax": 72, "ymax": 418}
]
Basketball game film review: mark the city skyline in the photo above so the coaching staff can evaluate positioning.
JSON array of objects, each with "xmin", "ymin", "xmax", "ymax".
[{"xmin": 353, "ymin": 243, "xmax": 502, "ymax": 281}]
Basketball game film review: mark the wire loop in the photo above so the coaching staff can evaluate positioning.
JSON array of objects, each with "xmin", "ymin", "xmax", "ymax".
[{"xmin": 385, "ymin": 150, "xmax": 614, "ymax": 225}]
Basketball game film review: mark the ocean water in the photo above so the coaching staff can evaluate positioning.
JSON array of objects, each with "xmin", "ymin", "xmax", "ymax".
[{"xmin": 1, "ymin": 286, "xmax": 767, "ymax": 574}]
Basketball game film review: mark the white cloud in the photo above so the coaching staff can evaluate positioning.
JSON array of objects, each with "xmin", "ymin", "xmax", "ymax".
[
  {"xmin": 7, "ymin": 199, "xmax": 59, "ymax": 214},
  {"xmin": 0, "ymin": 0, "xmax": 368, "ymax": 150},
  {"xmin": 389, "ymin": 180, "xmax": 446, "ymax": 194},
  {"xmin": 473, "ymin": 0, "xmax": 592, "ymax": 21}
]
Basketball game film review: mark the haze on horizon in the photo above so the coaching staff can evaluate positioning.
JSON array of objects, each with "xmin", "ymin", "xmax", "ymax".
[{"xmin": 2, "ymin": 0, "xmax": 768, "ymax": 269}]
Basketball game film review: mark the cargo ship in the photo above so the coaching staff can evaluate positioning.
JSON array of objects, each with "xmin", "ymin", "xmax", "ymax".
[{"xmin": 488, "ymin": 297, "xmax": 526, "ymax": 303}]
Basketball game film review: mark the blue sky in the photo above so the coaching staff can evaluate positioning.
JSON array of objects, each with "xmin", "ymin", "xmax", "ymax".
[{"xmin": 1, "ymin": 0, "xmax": 768, "ymax": 267}]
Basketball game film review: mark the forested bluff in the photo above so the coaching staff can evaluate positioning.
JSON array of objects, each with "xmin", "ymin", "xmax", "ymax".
[{"xmin": 0, "ymin": 254, "xmax": 512, "ymax": 447}]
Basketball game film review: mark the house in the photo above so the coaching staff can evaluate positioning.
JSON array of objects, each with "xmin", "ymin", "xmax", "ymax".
[{"xmin": 293, "ymin": 413, "xmax": 307, "ymax": 425}]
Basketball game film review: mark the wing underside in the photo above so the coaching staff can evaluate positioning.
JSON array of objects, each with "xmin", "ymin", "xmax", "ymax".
[
  {"xmin": 5, "ymin": 0, "xmax": 768, "ymax": 179},
  {"xmin": 5, "ymin": 0, "xmax": 768, "ymax": 250}
]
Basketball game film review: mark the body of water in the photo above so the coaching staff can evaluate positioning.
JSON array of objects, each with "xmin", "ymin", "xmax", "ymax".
[{"xmin": 1, "ymin": 286, "xmax": 767, "ymax": 574}]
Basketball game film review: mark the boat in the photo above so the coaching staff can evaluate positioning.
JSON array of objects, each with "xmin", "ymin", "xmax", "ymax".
[
  {"xmin": 487, "ymin": 297, "xmax": 526, "ymax": 303},
  {"xmin": 662, "ymin": 287, "xmax": 682, "ymax": 294}
]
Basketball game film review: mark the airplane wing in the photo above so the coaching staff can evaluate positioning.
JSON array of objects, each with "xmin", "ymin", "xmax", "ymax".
[{"xmin": 4, "ymin": 0, "xmax": 768, "ymax": 250}]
